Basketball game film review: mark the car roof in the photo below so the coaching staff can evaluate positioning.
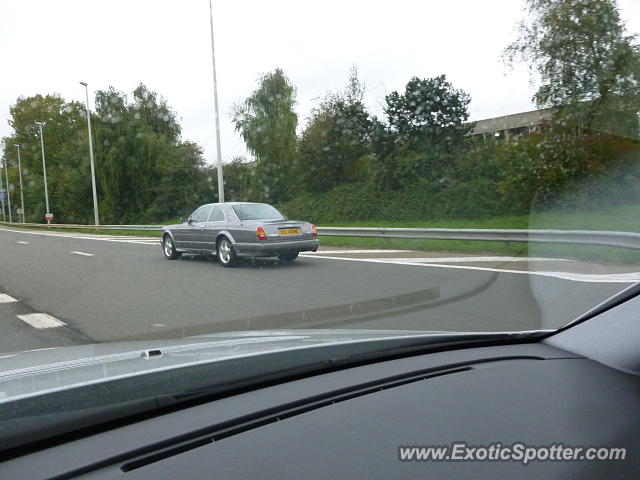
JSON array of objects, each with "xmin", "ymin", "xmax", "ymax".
[{"xmin": 203, "ymin": 202, "xmax": 265, "ymax": 207}]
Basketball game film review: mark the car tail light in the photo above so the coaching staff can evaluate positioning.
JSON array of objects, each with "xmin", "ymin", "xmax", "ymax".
[
  {"xmin": 256, "ymin": 227, "xmax": 267, "ymax": 241},
  {"xmin": 312, "ymin": 224, "xmax": 318, "ymax": 237}
]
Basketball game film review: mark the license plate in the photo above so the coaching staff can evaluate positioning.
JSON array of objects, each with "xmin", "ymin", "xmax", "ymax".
[{"xmin": 279, "ymin": 227, "xmax": 301, "ymax": 236}]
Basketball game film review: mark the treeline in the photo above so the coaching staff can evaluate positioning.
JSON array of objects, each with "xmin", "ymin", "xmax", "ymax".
[
  {"xmin": 2, "ymin": 85, "xmax": 216, "ymax": 223},
  {"xmin": 2, "ymin": 0, "xmax": 640, "ymax": 226},
  {"xmin": 229, "ymin": 0, "xmax": 640, "ymax": 223}
]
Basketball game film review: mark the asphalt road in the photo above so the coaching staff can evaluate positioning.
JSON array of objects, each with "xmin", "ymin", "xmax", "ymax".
[{"xmin": 0, "ymin": 226, "xmax": 635, "ymax": 354}]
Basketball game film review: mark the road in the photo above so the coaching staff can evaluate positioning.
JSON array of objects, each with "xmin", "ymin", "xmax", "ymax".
[{"xmin": 0, "ymin": 226, "xmax": 637, "ymax": 354}]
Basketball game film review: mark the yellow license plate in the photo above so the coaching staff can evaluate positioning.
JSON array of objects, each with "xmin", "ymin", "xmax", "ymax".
[{"xmin": 279, "ymin": 228, "xmax": 301, "ymax": 236}]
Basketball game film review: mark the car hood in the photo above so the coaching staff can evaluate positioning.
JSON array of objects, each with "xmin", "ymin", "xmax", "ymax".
[{"xmin": 0, "ymin": 329, "xmax": 492, "ymax": 403}]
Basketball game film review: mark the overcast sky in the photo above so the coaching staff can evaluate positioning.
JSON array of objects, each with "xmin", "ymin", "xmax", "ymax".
[{"xmin": 1, "ymin": 0, "xmax": 639, "ymax": 165}]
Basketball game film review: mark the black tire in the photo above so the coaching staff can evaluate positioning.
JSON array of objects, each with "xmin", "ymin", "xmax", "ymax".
[
  {"xmin": 162, "ymin": 234, "xmax": 181, "ymax": 260},
  {"xmin": 217, "ymin": 237, "xmax": 237, "ymax": 267},
  {"xmin": 278, "ymin": 251, "xmax": 299, "ymax": 263}
]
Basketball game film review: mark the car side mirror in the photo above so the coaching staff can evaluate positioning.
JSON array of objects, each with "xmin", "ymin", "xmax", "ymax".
[{"xmin": 187, "ymin": 218, "xmax": 193, "ymax": 224}]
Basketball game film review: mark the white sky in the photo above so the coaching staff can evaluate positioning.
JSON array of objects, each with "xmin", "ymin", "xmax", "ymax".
[{"xmin": 1, "ymin": 0, "xmax": 639, "ymax": 164}]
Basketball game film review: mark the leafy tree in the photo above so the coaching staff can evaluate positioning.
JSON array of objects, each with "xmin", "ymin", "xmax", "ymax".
[
  {"xmin": 2, "ymin": 94, "xmax": 92, "ymax": 223},
  {"xmin": 384, "ymin": 75, "xmax": 472, "ymax": 149},
  {"xmin": 94, "ymin": 84, "xmax": 209, "ymax": 222},
  {"xmin": 232, "ymin": 68, "xmax": 298, "ymax": 203},
  {"xmin": 222, "ymin": 156, "xmax": 254, "ymax": 202},
  {"xmin": 297, "ymin": 67, "xmax": 378, "ymax": 193},
  {"xmin": 504, "ymin": 0, "xmax": 640, "ymax": 134}
]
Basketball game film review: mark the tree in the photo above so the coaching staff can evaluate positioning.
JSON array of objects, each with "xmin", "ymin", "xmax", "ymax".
[
  {"xmin": 504, "ymin": 0, "xmax": 640, "ymax": 134},
  {"xmin": 232, "ymin": 68, "xmax": 298, "ymax": 203},
  {"xmin": 2, "ymin": 94, "xmax": 92, "ymax": 223},
  {"xmin": 94, "ymin": 84, "xmax": 209, "ymax": 222},
  {"xmin": 384, "ymin": 75, "xmax": 471, "ymax": 149},
  {"xmin": 222, "ymin": 156, "xmax": 254, "ymax": 202},
  {"xmin": 297, "ymin": 67, "xmax": 378, "ymax": 193}
]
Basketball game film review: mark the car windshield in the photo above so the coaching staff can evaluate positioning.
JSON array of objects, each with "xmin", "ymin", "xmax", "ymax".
[
  {"xmin": 232, "ymin": 203, "xmax": 285, "ymax": 220},
  {"xmin": 0, "ymin": 0, "xmax": 640, "ymax": 442}
]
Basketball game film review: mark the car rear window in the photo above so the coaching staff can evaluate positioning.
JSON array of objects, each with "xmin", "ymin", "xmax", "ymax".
[{"xmin": 232, "ymin": 204, "xmax": 285, "ymax": 221}]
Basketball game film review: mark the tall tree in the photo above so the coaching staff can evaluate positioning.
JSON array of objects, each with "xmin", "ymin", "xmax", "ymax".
[
  {"xmin": 504, "ymin": 0, "xmax": 640, "ymax": 134},
  {"xmin": 2, "ymin": 94, "xmax": 92, "ymax": 223},
  {"xmin": 232, "ymin": 68, "xmax": 298, "ymax": 203},
  {"xmin": 94, "ymin": 84, "xmax": 209, "ymax": 222},
  {"xmin": 297, "ymin": 67, "xmax": 377, "ymax": 193},
  {"xmin": 384, "ymin": 75, "xmax": 471, "ymax": 149}
]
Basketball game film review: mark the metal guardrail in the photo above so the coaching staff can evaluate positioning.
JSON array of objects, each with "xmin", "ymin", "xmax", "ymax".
[{"xmin": 2, "ymin": 222, "xmax": 640, "ymax": 249}]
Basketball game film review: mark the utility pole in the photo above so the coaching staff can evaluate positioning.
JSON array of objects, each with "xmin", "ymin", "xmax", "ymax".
[
  {"xmin": 209, "ymin": 0, "xmax": 225, "ymax": 202},
  {"xmin": 14, "ymin": 144, "xmax": 25, "ymax": 223},
  {"xmin": 36, "ymin": 122, "xmax": 51, "ymax": 223},
  {"xmin": 80, "ymin": 82, "xmax": 100, "ymax": 225}
]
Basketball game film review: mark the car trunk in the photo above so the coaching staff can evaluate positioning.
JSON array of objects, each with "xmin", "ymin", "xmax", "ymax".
[{"xmin": 246, "ymin": 219, "xmax": 313, "ymax": 241}]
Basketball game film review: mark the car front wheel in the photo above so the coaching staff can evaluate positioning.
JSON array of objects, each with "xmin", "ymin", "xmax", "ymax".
[
  {"xmin": 217, "ymin": 237, "xmax": 237, "ymax": 267},
  {"xmin": 163, "ymin": 234, "xmax": 181, "ymax": 260}
]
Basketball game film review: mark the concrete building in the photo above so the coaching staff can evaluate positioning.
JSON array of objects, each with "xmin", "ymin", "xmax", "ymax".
[{"xmin": 468, "ymin": 108, "xmax": 554, "ymax": 141}]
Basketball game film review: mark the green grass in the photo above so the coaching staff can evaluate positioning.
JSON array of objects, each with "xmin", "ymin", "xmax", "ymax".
[
  {"xmin": 320, "ymin": 204, "xmax": 640, "ymax": 232},
  {"xmin": 316, "ymin": 205, "xmax": 640, "ymax": 264},
  {"xmin": 318, "ymin": 235, "xmax": 640, "ymax": 265}
]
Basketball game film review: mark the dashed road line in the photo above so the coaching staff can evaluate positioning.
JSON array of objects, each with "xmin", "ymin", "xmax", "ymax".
[
  {"xmin": 0, "ymin": 294, "xmax": 18, "ymax": 303},
  {"xmin": 71, "ymin": 251, "xmax": 95, "ymax": 257},
  {"xmin": 16, "ymin": 313, "xmax": 66, "ymax": 329},
  {"xmin": 17, "ymin": 241, "xmax": 29, "ymax": 244}
]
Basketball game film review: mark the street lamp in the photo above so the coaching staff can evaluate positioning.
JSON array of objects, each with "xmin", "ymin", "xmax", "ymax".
[
  {"xmin": 208, "ymin": 0, "xmax": 225, "ymax": 202},
  {"xmin": 14, "ymin": 144, "xmax": 25, "ymax": 223},
  {"xmin": 35, "ymin": 121, "xmax": 51, "ymax": 224},
  {"xmin": 0, "ymin": 148, "xmax": 5, "ymax": 221},
  {"xmin": 80, "ymin": 81, "xmax": 100, "ymax": 225},
  {"xmin": 3, "ymin": 154, "xmax": 11, "ymax": 222}
]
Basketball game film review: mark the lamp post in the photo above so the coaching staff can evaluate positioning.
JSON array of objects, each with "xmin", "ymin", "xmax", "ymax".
[
  {"xmin": 35, "ymin": 122, "xmax": 51, "ymax": 223},
  {"xmin": 80, "ymin": 81, "xmax": 100, "ymax": 225},
  {"xmin": 14, "ymin": 144, "xmax": 25, "ymax": 223},
  {"xmin": 3, "ymin": 155, "xmax": 11, "ymax": 222},
  {"xmin": 208, "ymin": 0, "xmax": 225, "ymax": 202}
]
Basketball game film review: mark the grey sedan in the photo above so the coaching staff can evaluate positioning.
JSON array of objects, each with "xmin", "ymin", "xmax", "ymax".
[{"xmin": 161, "ymin": 202, "xmax": 320, "ymax": 267}]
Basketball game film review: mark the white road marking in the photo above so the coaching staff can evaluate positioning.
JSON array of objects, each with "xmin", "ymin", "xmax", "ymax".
[
  {"xmin": 71, "ymin": 251, "xmax": 94, "ymax": 257},
  {"xmin": 0, "ymin": 294, "xmax": 18, "ymax": 303},
  {"xmin": 0, "ymin": 227, "xmax": 158, "ymax": 246},
  {"xmin": 304, "ymin": 255, "xmax": 640, "ymax": 283},
  {"xmin": 17, "ymin": 241, "xmax": 29, "ymax": 244},
  {"xmin": 374, "ymin": 256, "xmax": 573, "ymax": 263},
  {"xmin": 305, "ymin": 254, "xmax": 572, "ymax": 263},
  {"xmin": 305, "ymin": 249, "xmax": 412, "ymax": 254},
  {"xmin": 17, "ymin": 313, "xmax": 66, "ymax": 329},
  {"xmin": 152, "ymin": 323, "xmax": 165, "ymax": 327}
]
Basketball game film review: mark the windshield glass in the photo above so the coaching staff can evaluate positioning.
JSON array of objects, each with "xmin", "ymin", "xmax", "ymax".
[
  {"xmin": 232, "ymin": 203, "xmax": 285, "ymax": 221},
  {"xmin": 0, "ymin": 0, "xmax": 639, "ymax": 435}
]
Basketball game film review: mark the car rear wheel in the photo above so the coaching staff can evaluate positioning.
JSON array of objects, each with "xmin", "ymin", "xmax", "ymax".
[
  {"xmin": 162, "ymin": 235, "xmax": 181, "ymax": 260},
  {"xmin": 217, "ymin": 237, "xmax": 237, "ymax": 267},
  {"xmin": 278, "ymin": 251, "xmax": 299, "ymax": 263}
]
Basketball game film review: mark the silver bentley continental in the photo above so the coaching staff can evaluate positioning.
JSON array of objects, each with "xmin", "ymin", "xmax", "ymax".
[{"xmin": 161, "ymin": 202, "xmax": 320, "ymax": 266}]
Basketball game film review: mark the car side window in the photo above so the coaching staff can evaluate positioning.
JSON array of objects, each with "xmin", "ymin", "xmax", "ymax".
[
  {"xmin": 208, "ymin": 205, "xmax": 226, "ymax": 222},
  {"xmin": 190, "ymin": 206, "xmax": 211, "ymax": 222}
]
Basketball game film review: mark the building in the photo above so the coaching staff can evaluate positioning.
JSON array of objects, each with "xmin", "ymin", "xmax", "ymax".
[{"xmin": 468, "ymin": 108, "xmax": 554, "ymax": 140}]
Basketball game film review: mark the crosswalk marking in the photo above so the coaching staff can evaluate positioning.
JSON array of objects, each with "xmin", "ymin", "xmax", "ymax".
[
  {"xmin": 0, "ymin": 294, "xmax": 18, "ymax": 304},
  {"xmin": 16, "ymin": 313, "xmax": 66, "ymax": 329}
]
